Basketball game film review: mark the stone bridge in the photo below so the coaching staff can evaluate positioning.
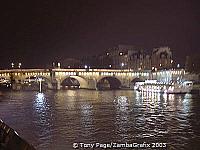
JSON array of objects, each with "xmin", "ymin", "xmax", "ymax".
[
  {"xmin": 0, "ymin": 69, "xmax": 151, "ymax": 90},
  {"xmin": 0, "ymin": 68, "xmax": 198, "ymax": 90}
]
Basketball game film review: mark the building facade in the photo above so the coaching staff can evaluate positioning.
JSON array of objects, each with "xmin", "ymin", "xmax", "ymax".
[
  {"xmin": 58, "ymin": 45, "xmax": 173, "ymax": 71},
  {"xmin": 98, "ymin": 45, "xmax": 152, "ymax": 70},
  {"xmin": 98, "ymin": 45, "xmax": 173, "ymax": 70},
  {"xmin": 151, "ymin": 47, "xmax": 172, "ymax": 70}
]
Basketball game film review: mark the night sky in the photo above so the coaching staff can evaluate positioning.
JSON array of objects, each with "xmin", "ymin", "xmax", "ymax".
[{"xmin": 0, "ymin": 0, "xmax": 199, "ymax": 68}]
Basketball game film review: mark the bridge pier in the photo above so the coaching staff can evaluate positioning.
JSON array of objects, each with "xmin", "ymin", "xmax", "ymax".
[
  {"xmin": 56, "ymin": 80, "xmax": 61, "ymax": 90},
  {"xmin": 87, "ymin": 78, "xmax": 97, "ymax": 90}
]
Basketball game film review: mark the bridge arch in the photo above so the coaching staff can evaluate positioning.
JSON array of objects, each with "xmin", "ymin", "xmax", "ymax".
[
  {"xmin": 131, "ymin": 77, "xmax": 144, "ymax": 84},
  {"xmin": 61, "ymin": 76, "xmax": 88, "ymax": 89},
  {"xmin": 23, "ymin": 75, "xmax": 53, "ymax": 89},
  {"xmin": 130, "ymin": 77, "xmax": 145, "ymax": 89},
  {"xmin": 97, "ymin": 76, "xmax": 121, "ymax": 90}
]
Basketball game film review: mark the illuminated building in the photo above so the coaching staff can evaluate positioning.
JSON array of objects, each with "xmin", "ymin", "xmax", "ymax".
[
  {"xmin": 151, "ymin": 47, "xmax": 172, "ymax": 70},
  {"xmin": 100, "ymin": 45, "xmax": 151, "ymax": 70}
]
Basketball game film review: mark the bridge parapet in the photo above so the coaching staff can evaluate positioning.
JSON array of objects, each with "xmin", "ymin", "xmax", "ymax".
[
  {"xmin": 0, "ymin": 68, "xmax": 197, "ymax": 90},
  {"xmin": 53, "ymin": 69, "xmax": 151, "ymax": 89}
]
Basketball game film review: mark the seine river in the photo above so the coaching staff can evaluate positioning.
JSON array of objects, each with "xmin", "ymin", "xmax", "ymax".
[{"xmin": 0, "ymin": 90, "xmax": 200, "ymax": 150}]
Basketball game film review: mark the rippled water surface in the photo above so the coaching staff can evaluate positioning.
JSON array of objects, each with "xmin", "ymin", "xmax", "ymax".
[{"xmin": 0, "ymin": 90, "xmax": 200, "ymax": 150}]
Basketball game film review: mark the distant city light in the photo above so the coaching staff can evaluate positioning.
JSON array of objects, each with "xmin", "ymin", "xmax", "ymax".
[
  {"xmin": 106, "ymin": 52, "xmax": 109, "ymax": 56},
  {"xmin": 84, "ymin": 65, "xmax": 88, "ymax": 69},
  {"xmin": 171, "ymin": 60, "xmax": 173, "ymax": 63},
  {"xmin": 152, "ymin": 67, "xmax": 154, "ymax": 70},
  {"xmin": 109, "ymin": 64, "xmax": 112, "ymax": 68},
  {"xmin": 159, "ymin": 64, "xmax": 162, "ymax": 67},
  {"xmin": 177, "ymin": 64, "xmax": 180, "ymax": 68},
  {"xmin": 119, "ymin": 52, "xmax": 123, "ymax": 56},
  {"xmin": 121, "ymin": 63, "xmax": 124, "ymax": 67}
]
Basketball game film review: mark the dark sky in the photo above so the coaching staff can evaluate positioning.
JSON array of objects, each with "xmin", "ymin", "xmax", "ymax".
[{"xmin": 0, "ymin": 0, "xmax": 199, "ymax": 68}]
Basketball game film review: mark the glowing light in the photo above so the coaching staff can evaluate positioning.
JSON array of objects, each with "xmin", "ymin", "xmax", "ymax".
[
  {"xmin": 114, "ymin": 96, "xmax": 129, "ymax": 111},
  {"xmin": 58, "ymin": 62, "xmax": 61, "ymax": 68},
  {"xmin": 36, "ymin": 93, "xmax": 45, "ymax": 102},
  {"xmin": 18, "ymin": 63, "xmax": 22, "ymax": 68},
  {"xmin": 34, "ymin": 92, "xmax": 48, "ymax": 116},
  {"xmin": 11, "ymin": 63, "xmax": 14, "ymax": 68}
]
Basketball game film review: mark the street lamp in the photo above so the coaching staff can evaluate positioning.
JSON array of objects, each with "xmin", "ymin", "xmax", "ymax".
[
  {"xmin": 58, "ymin": 62, "xmax": 61, "ymax": 68},
  {"xmin": 18, "ymin": 63, "xmax": 21, "ymax": 69},
  {"xmin": 121, "ymin": 62, "xmax": 124, "ymax": 70},
  {"xmin": 121, "ymin": 63, "xmax": 124, "ymax": 67},
  {"xmin": 84, "ymin": 65, "xmax": 88, "ymax": 69},
  {"xmin": 38, "ymin": 78, "xmax": 42, "ymax": 93},
  {"xmin": 11, "ymin": 63, "xmax": 14, "ymax": 68}
]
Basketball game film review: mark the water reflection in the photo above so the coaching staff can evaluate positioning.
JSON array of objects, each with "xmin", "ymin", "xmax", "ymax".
[
  {"xmin": 35, "ymin": 93, "xmax": 46, "ymax": 112},
  {"xmin": 0, "ymin": 90, "xmax": 199, "ymax": 150},
  {"xmin": 114, "ymin": 96, "xmax": 132, "ymax": 141},
  {"xmin": 54, "ymin": 90, "xmax": 77, "ymax": 111},
  {"xmin": 80, "ymin": 103, "xmax": 94, "ymax": 138},
  {"xmin": 33, "ymin": 92, "xmax": 53, "ymax": 149},
  {"xmin": 183, "ymin": 94, "xmax": 192, "ymax": 113}
]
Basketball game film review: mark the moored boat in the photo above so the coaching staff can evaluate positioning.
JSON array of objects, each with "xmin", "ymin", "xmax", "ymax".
[{"xmin": 134, "ymin": 80, "xmax": 193, "ymax": 94}]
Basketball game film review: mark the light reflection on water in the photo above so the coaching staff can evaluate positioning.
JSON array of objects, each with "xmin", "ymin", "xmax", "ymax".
[{"xmin": 0, "ymin": 90, "xmax": 200, "ymax": 150}]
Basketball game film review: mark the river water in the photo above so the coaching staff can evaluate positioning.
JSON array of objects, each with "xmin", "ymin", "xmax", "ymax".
[{"xmin": 0, "ymin": 90, "xmax": 200, "ymax": 150}]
